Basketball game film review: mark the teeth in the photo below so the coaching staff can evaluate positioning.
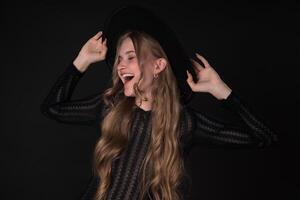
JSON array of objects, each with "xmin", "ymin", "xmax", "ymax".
[
  {"xmin": 122, "ymin": 74, "xmax": 134, "ymax": 81},
  {"xmin": 122, "ymin": 73, "xmax": 134, "ymax": 78}
]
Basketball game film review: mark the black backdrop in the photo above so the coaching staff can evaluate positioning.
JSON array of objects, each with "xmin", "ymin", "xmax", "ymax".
[{"xmin": 2, "ymin": 1, "xmax": 296, "ymax": 200}]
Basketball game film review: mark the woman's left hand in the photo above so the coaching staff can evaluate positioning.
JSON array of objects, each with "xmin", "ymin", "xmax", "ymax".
[{"xmin": 186, "ymin": 53, "xmax": 232, "ymax": 100}]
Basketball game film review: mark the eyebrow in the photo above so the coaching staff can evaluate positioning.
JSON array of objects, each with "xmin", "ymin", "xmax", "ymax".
[{"xmin": 118, "ymin": 50, "xmax": 136, "ymax": 58}]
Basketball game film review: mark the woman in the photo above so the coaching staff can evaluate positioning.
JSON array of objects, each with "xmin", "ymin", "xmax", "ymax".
[{"xmin": 40, "ymin": 5, "xmax": 278, "ymax": 200}]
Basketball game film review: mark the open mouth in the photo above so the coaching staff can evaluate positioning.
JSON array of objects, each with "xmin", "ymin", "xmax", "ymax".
[{"xmin": 123, "ymin": 74, "xmax": 135, "ymax": 84}]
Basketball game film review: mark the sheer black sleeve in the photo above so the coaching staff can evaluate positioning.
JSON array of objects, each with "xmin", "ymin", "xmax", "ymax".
[
  {"xmin": 187, "ymin": 91, "xmax": 278, "ymax": 148},
  {"xmin": 80, "ymin": 175, "xmax": 100, "ymax": 200},
  {"xmin": 40, "ymin": 61, "xmax": 105, "ymax": 127}
]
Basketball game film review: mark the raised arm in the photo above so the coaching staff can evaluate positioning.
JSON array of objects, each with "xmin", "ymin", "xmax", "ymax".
[
  {"xmin": 40, "ymin": 31, "xmax": 108, "ymax": 127},
  {"xmin": 186, "ymin": 53, "xmax": 278, "ymax": 148},
  {"xmin": 40, "ymin": 61, "xmax": 105, "ymax": 126},
  {"xmin": 187, "ymin": 91, "xmax": 278, "ymax": 148}
]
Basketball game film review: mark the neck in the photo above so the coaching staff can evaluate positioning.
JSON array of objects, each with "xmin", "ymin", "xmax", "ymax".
[{"xmin": 135, "ymin": 92, "xmax": 153, "ymax": 111}]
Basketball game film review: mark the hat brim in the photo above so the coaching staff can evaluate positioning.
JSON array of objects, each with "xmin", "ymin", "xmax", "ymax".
[{"xmin": 103, "ymin": 5, "xmax": 197, "ymax": 104}]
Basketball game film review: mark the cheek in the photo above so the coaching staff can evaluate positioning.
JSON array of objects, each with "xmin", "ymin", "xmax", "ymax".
[
  {"xmin": 133, "ymin": 64, "xmax": 154, "ymax": 87},
  {"xmin": 145, "ymin": 73, "xmax": 154, "ymax": 82},
  {"xmin": 144, "ymin": 67, "xmax": 154, "ymax": 81},
  {"xmin": 140, "ymin": 71, "xmax": 154, "ymax": 87}
]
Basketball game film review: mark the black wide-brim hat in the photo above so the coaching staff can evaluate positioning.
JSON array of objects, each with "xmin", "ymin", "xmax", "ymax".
[{"xmin": 103, "ymin": 4, "xmax": 197, "ymax": 104}]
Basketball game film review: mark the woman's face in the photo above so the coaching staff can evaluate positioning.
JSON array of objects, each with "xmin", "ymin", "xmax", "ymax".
[{"xmin": 117, "ymin": 37, "xmax": 155, "ymax": 97}]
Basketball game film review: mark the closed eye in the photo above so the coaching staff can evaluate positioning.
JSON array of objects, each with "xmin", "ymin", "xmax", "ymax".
[
  {"xmin": 128, "ymin": 56, "xmax": 135, "ymax": 60},
  {"xmin": 116, "ymin": 54, "xmax": 136, "ymax": 64}
]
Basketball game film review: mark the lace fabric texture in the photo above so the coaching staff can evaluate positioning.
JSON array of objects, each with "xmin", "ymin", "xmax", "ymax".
[{"xmin": 40, "ymin": 62, "xmax": 278, "ymax": 200}]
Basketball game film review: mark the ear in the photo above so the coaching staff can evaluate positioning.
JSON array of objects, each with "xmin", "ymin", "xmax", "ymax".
[{"xmin": 153, "ymin": 58, "xmax": 167, "ymax": 74}]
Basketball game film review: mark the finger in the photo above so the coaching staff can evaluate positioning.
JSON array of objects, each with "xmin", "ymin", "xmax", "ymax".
[
  {"xmin": 187, "ymin": 71, "xmax": 210, "ymax": 92},
  {"xmin": 103, "ymin": 38, "xmax": 107, "ymax": 46},
  {"xmin": 195, "ymin": 53, "xmax": 211, "ymax": 68},
  {"xmin": 186, "ymin": 70, "xmax": 197, "ymax": 91},
  {"xmin": 191, "ymin": 63, "xmax": 201, "ymax": 79},
  {"xmin": 97, "ymin": 37, "xmax": 105, "ymax": 46},
  {"xmin": 95, "ymin": 41, "xmax": 103, "ymax": 52},
  {"xmin": 186, "ymin": 70, "xmax": 197, "ymax": 92},
  {"xmin": 95, "ymin": 38, "xmax": 103, "ymax": 49},
  {"xmin": 93, "ymin": 31, "xmax": 103, "ymax": 40},
  {"xmin": 191, "ymin": 58, "xmax": 204, "ymax": 71}
]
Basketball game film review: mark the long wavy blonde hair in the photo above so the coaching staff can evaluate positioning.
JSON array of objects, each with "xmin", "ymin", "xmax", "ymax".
[{"xmin": 92, "ymin": 30, "xmax": 185, "ymax": 200}]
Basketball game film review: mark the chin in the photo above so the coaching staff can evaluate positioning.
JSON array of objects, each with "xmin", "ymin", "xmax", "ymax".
[{"xmin": 124, "ymin": 90, "xmax": 136, "ymax": 97}]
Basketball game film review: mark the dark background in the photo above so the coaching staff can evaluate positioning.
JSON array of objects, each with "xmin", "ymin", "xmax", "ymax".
[{"xmin": 2, "ymin": 1, "xmax": 297, "ymax": 200}]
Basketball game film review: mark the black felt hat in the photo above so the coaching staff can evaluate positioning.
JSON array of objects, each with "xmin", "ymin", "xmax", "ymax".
[{"xmin": 103, "ymin": 4, "xmax": 197, "ymax": 104}]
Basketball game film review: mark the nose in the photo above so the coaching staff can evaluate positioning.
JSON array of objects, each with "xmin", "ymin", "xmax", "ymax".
[{"xmin": 117, "ymin": 60, "xmax": 126, "ymax": 71}]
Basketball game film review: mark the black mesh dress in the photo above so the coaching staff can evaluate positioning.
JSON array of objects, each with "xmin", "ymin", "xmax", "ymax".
[{"xmin": 40, "ymin": 61, "xmax": 278, "ymax": 200}]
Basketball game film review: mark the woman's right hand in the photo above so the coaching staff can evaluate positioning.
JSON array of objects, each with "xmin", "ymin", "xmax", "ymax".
[{"xmin": 73, "ymin": 31, "xmax": 107, "ymax": 72}]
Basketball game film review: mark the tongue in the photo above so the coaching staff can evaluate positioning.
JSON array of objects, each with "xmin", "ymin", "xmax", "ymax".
[
  {"xmin": 125, "ymin": 76, "xmax": 134, "ymax": 84},
  {"xmin": 125, "ymin": 78, "xmax": 132, "ymax": 84}
]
